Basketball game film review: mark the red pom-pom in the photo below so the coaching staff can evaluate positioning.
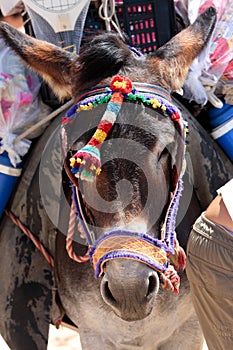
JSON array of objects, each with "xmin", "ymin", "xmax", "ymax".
[
  {"xmin": 110, "ymin": 75, "xmax": 133, "ymax": 94},
  {"xmin": 171, "ymin": 112, "xmax": 180, "ymax": 121}
]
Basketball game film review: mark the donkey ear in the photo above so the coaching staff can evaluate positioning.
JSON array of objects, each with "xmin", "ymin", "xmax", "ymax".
[
  {"xmin": 149, "ymin": 6, "xmax": 217, "ymax": 92},
  {"xmin": 0, "ymin": 22, "xmax": 77, "ymax": 100}
]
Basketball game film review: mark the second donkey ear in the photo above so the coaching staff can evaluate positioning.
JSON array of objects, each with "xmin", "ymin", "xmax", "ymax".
[
  {"xmin": 0, "ymin": 22, "xmax": 78, "ymax": 101},
  {"xmin": 149, "ymin": 6, "xmax": 217, "ymax": 92}
]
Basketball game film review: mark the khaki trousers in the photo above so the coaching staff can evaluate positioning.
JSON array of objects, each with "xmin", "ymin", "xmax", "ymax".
[{"xmin": 186, "ymin": 213, "xmax": 233, "ymax": 350}]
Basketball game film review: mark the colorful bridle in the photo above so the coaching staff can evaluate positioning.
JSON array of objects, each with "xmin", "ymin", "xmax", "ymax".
[{"xmin": 62, "ymin": 75, "xmax": 188, "ymax": 294}]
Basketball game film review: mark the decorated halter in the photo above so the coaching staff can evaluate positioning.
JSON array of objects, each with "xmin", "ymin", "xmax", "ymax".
[{"xmin": 62, "ymin": 75, "xmax": 188, "ymax": 294}]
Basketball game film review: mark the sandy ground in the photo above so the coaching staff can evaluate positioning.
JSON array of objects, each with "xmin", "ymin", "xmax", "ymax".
[
  {"xmin": 47, "ymin": 325, "xmax": 82, "ymax": 350},
  {"xmin": 0, "ymin": 325, "xmax": 208, "ymax": 349}
]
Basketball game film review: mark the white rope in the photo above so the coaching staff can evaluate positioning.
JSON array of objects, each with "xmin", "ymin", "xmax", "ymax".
[
  {"xmin": 13, "ymin": 98, "xmax": 74, "ymax": 145},
  {"xmin": 0, "ymin": 164, "xmax": 22, "ymax": 176},
  {"xmin": 98, "ymin": 0, "xmax": 123, "ymax": 38}
]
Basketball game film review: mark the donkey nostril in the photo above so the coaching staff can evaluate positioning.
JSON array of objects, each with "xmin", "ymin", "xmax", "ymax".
[
  {"xmin": 102, "ymin": 280, "xmax": 116, "ymax": 303},
  {"xmin": 146, "ymin": 274, "xmax": 158, "ymax": 298}
]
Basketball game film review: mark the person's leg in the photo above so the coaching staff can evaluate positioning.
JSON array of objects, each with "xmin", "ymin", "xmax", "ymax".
[{"xmin": 186, "ymin": 214, "xmax": 233, "ymax": 350}]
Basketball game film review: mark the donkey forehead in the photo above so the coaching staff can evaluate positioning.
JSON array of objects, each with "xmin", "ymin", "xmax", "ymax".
[
  {"xmin": 100, "ymin": 113, "xmax": 178, "ymax": 162},
  {"xmin": 79, "ymin": 114, "xmax": 175, "ymax": 230},
  {"xmin": 104, "ymin": 102, "xmax": 177, "ymax": 141},
  {"xmin": 120, "ymin": 106, "xmax": 176, "ymax": 136}
]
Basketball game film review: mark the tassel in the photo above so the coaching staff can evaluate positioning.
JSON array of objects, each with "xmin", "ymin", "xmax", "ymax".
[
  {"xmin": 168, "ymin": 238, "xmax": 186, "ymax": 271},
  {"xmin": 160, "ymin": 265, "xmax": 180, "ymax": 295},
  {"xmin": 70, "ymin": 145, "xmax": 102, "ymax": 180},
  {"xmin": 70, "ymin": 75, "xmax": 133, "ymax": 181}
]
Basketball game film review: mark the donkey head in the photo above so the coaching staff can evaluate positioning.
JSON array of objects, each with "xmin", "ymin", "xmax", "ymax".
[{"xmin": 0, "ymin": 7, "xmax": 217, "ymax": 321}]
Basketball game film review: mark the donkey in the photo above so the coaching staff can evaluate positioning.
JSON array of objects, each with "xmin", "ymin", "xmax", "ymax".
[{"xmin": 0, "ymin": 6, "xmax": 232, "ymax": 350}]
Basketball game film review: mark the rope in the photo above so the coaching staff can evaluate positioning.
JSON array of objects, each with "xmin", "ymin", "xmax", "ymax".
[
  {"xmin": 66, "ymin": 200, "xmax": 90, "ymax": 263},
  {"xmin": 13, "ymin": 99, "xmax": 74, "ymax": 145},
  {"xmin": 5, "ymin": 209, "xmax": 54, "ymax": 267},
  {"xmin": 160, "ymin": 265, "xmax": 180, "ymax": 295},
  {"xmin": 98, "ymin": 0, "xmax": 123, "ymax": 38},
  {"xmin": 5, "ymin": 202, "xmax": 90, "ymax": 266}
]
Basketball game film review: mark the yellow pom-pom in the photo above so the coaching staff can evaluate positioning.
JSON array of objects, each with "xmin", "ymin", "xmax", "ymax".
[
  {"xmin": 77, "ymin": 103, "xmax": 94, "ymax": 113},
  {"xmin": 150, "ymin": 98, "xmax": 161, "ymax": 109},
  {"xmin": 76, "ymin": 158, "xmax": 86, "ymax": 165},
  {"xmin": 90, "ymin": 164, "xmax": 96, "ymax": 171},
  {"xmin": 70, "ymin": 157, "xmax": 76, "ymax": 167}
]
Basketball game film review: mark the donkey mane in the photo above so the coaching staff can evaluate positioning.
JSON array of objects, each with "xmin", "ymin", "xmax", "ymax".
[{"xmin": 75, "ymin": 32, "xmax": 147, "ymax": 92}]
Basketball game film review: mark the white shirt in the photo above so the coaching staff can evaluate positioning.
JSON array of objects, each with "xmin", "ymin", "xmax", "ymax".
[{"xmin": 217, "ymin": 178, "xmax": 233, "ymax": 221}]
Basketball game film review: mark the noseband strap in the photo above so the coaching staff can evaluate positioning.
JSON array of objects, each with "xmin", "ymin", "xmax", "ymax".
[{"xmin": 90, "ymin": 230, "xmax": 169, "ymax": 278}]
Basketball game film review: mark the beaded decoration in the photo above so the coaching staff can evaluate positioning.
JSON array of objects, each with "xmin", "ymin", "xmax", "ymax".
[{"xmin": 65, "ymin": 75, "xmax": 185, "ymax": 181}]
